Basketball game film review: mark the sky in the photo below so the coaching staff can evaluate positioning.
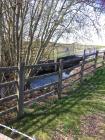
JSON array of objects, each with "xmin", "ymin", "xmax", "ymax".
[
  {"xmin": 58, "ymin": 1, "xmax": 105, "ymax": 46},
  {"xmin": 59, "ymin": 14, "xmax": 105, "ymax": 45},
  {"xmin": 59, "ymin": 29, "xmax": 105, "ymax": 46}
]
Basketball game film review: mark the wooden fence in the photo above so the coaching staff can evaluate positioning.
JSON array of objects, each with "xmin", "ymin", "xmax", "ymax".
[{"xmin": 0, "ymin": 50, "xmax": 105, "ymax": 120}]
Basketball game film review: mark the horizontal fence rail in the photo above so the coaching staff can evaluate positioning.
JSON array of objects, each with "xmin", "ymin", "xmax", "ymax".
[
  {"xmin": 0, "ymin": 124, "xmax": 36, "ymax": 140},
  {"xmin": 25, "ymin": 62, "xmax": 59, "ymax": 69},
  {"xmin": 24, "ymin": 90, "xmax": 55, "ymax": 106},
  {"xmin": 0, "ymin": 94, "xmax": 17, "ymax": 103},
  {"xmin": 0, "ymin": 106, "xmax": 17, "ymax": 116},
  {"xmin": 0, "ymin": 81, "xmax": 17, "ymax": 88},
  {"xmin": 0, "ymin": 50, "xmax": 105, "ymax": 120},
  {"xmin": 0, "ymin": 66, "xmax": 18, "ymax": 72}
]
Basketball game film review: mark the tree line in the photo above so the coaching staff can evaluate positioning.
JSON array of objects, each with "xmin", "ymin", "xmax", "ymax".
[{"xmin": 0, "ymin": 0, "xmax": 104, "ymax": 66}]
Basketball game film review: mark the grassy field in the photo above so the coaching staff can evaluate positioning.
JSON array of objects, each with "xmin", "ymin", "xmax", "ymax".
[
  {"xmin": 6, "ymin": 67, "xmax": 105, "ymax": 140},
  {"xmin": 50, "ymin": 44, "xmax": 105, "ymax": 59}
]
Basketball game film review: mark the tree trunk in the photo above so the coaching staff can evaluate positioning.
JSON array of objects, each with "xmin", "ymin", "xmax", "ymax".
[{"xmin": 0, "ymin": 1, "xmax": 2, "ymax": 65}]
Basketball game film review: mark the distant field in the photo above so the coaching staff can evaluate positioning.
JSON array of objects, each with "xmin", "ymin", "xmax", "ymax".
[
  {"xmin": 50, "ymin": 43, "xmax": 105, "ymax": 59},
  {"xmin": 21, "ymin": 42, "xmax": 105, "ymax": 60}
]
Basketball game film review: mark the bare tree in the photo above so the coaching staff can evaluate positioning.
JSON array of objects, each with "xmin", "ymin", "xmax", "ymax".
[
  {"xmin": 0, "ymin": 0, "xmax": 2, "ymax": 65},
  {"xmin": 1, "ymin": 0, "xmax": 104, "ymax": 67}
]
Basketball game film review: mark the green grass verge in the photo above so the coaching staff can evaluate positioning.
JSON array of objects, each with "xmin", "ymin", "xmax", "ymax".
[{"xmin": 7, "ymin": 67, "xmax": 105, "ymax": 139}]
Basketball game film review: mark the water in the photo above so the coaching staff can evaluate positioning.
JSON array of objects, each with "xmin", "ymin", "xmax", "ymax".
[
  {"xmin": 30, "ymin": 49, "xmax": 99, "ymax": 89},
  {"xmin": 30, "ymin": 71, "xmax": 72, "ymax": 89},
  {"xmin": 30, "ymin": 52, "xmax": 85, "ymax": 89}
]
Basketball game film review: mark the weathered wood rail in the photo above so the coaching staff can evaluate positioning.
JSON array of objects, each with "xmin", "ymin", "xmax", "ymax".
[
  {"xmin": 0, "ymin": 124, "xmax": 36, "ymax": 140},
  {"xmin": 0, "ymin": 50, "xmax": 105, "ymax": 119}
]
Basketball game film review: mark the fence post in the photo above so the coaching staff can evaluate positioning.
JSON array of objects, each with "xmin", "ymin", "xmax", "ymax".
[
  {"xmin": 17, "ymin": 62, "xmax": 25, "ymax": 118},
  {"xmin": 58, "ymin": 59, "xmax": 63, "ymax": 99},
  {"xmin": 54, "ymin": 59, "xmax": 57, "ymax": 72},
  {"xmin": 80, "ymin": 50, "xmax": 86, "ymax": 84},
  {"xmin": 94, "ymin": 51, "xmax": 98, "ymax": 73},
  {"xmin": 102, "ymin": 51, "xmax": 105, "ymax": 66}
]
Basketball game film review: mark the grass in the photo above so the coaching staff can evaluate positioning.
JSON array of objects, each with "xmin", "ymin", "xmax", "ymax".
[{"xmin": 6, "ymin": 67, "xmax": 105, "ymax": 139}]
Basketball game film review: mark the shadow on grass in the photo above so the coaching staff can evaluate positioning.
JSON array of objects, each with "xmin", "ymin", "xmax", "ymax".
[{"xmin": 8, "ymin": 68, "xmax": 105, "ymax": 138}]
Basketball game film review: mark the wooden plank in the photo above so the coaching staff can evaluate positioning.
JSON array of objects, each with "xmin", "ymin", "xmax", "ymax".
[
  {"xmin": 84, "ymin": 58, "xmax": 95, "ymax": 64},
  {"xmin": 0, "ymin": 80, "xmax": 17, "ymax": 88},
  {"xmin": 62, "ymin": 71, "xmax": 80, "ymax": 81},
  {"xmin": 97, "ymin": 61, "xmax": 104, "ymax": 65},
  {"xmin": 97, "ymin": 65, "xmax": 103, "ymax": 69},
  {"xmin": 0, "ymin": 106, "xmax": 17, "ymax": 116},
  {"xmin": 80, "ymin": 50, "xmax": 86, "ymax": 83},
  {"xmin": 62, "ymin": 78, "xmax": 80, "ymax": 89},
  {"xmin": 84, "ymin": 64, "xmax": 95, "ymax": 71},
  {"xmin": 83, "ymin": 69, "xmax": 94, "ymax": 76},
  {"xmin": 98, "ymin": 51, "xmax": 105, "ymax": 54},
  {"xmin": 98, "ymin": 55, "xmax": 104, "ymax": 58},
  {"xmin": 0, "ymin": 124, "xmax": 35, "ymax": 140},
  {"xmin": 102, "ymin": 51, "xmax": 105, "ymax": 66},
  {"xmin": 24, "ymin": 90, "xmax": 55, "ymax": 106},
  {"xmin": 0, "ymin": 133, "xmax": 13, "ymax": 140},
  {"xmin": 0, "ymin": 94, "xmax": 17, "ymax": 103},
  {"xmin": 58, "ymin": 59, "xmax": 63, "ymax": 99},
  {"xmin": 25, "ymin": 62, "xmax": 59, "ymax": 69},
  {"xmin": 0, "ymin": 66, "xmax": 18, "ymax": 72},
  {"xmin": 94, "ymin": 51, "xmax": 98, "ymax": 73},
  {"xmin": 85, "ymin": 52, "xmax": 96, "ymax": 58}
]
